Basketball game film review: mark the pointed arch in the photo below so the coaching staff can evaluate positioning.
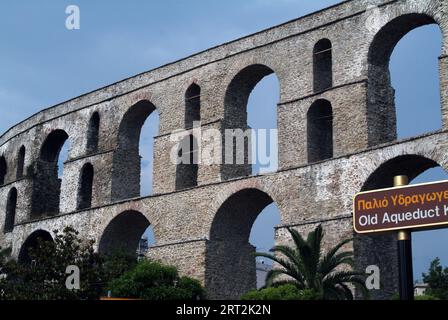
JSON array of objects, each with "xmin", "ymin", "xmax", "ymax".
[
  {"xmin": 16, "ymin": 145, "xmax": 25, "ymax": 179},
  {"xmin": 313, "ymin": 38, "xmax": 333, "ymax": 92},
  {"xmin": 112, "ymin": 100, "xmax": 159, "ymax": 201},
  {"xmin": 355, "ymin": 154, "xmax": 441, "ymax": 299},
  {"xmin": 86, "ymin": 112, "xmax": 100, "ymax": 154},
  {"xmin": 18, "ymin": 230, "xmax": 53, "ymax": 264},
  {"xmin": 185, "ymin": 83, "xmax": 201, "ymax": 129},
  {"xmin": 98, "ymin": 210, "xmax": 151, "ymax": 256},
  {"xmin": 206, "ymin": 188, "xmax": 278, "ymax": 299},
  {"xmin": 32, "ymin": 129, "xmax": 69, "ymax": 216},
  {"xmin": 367, "ymin": 13, "xmax": 440, "ymax": 145},
  {"xmin": 307, "ymin": 99, "xmax": 333, "ymax": 163},
  {"xmin": 3, "ymin": 187, "xmax": 17, "ymax": 233},
  {"xmin": 77, "ymin": 163, "xmax": 94, "ymax": 210},
  {"xmin": 223, "ymin": 64, "xmax": 280, "ymax": 180}
]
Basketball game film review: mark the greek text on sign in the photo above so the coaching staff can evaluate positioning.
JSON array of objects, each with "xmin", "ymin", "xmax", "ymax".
[{"xmin": 353, "ymin": 180, "xmax": 448, "ymax": 234}]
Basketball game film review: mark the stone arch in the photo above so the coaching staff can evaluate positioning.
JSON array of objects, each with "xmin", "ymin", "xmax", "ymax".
[
  {"xmin": 313, "ymin": 38, "xmax": 333, "ymax": 92},
  {"xmin": 223, "ymin": 64, "xmax": 280, "ymax": 180},
  {"xmin": 185, "ymin": 83, "xmax": 201, "ymax": 129},
  {"xmin": 18, "ymin": 229, "xmax": 53, "ymax": 264},
  {"xmin": 98, "ymin": 210, "xmax": 151, "ymax": 257},
  {"xmin": 3, "ymin": 187, "xmax": 17, "ymax": 233},
  {"xmin": 205, "ymin": 187, "xmax": 279, "ymax": 299},
  {"xmin": 0, "ymin": 155, "xmax": 6, "ymax": 185},
  {"xmin": 175, "ymin": 134, "xmax": 198, "ymax": 190},
  {"xmin": 86, "ymin": 112, "xmax": 100, "ymax": 154},
  {"xmin": 112, "ymin": 100, "xmax": 159, "ymax": 201},
  {"xmin": 77, "ymin": 163, "xmax": 94, "ymax": 210},
  {"xmin": 16, "ymin": 145, "xmax": 25, "ymax": 179},
  {"xmin": 32, "ymin": 129, "xmax": 70, "ymax": 216},
  {"xmin": 40, "ymin": 129, "xmax": 69, "ymax": 162},
  {"xmin": 355, "ymin": 154, "xmax": 441, "ymax": 299},
  {"xmin": 307, "ymin": 99, "xmax": 333, "ymax": 163},
  {"xmin": 367, "ymin": 13, "xmax": 442, "ymax": 146},
  {"xmin": 361, "ymin": 154, "xmax": 439, "ymax": 191}
]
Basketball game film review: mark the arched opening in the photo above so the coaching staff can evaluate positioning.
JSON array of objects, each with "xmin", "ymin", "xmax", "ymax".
[
  {"xmin": 16, "ymin": 146, "xmax": 25, "ymax": 179},
  {"xmin": 18, "ymin": 230, "xmax": 53, "ymax": 264},
  {"xmin": 391, "ymin": 24, "xmax": 442, "ymax": 139},
  {"xmin": 313, "ymin": 38, "xmax": 333, "ymax": 92},
  {"xmin": 77, "ymin": 163, "xmax": 94, "ymax": 210},
  {"xmin": 185, "ymin": 83, "xmax": 201, "ymax": 129},
  {"xmin": 356, "ymin": 155, "xmax": 441, "ymax": 299},
  {"xmin": 175, "ymin": 134, "xmax": 198, "ymax": 190},
  {"xmin": 0, "ymin": 156, "xmax": 6, "ymax": 185},
  {"xmin": 3, "ymin": 188, "xmax": 17, "ymax": 233},
  {"xmin": 223, "ymin": 64, "xmax": 280, "ymax": 179},
  {"xmin": 86, "ymin": 112, "xmax": 100, "ymax": 154},
  {"xmin": 247, "ymin": 74, "xmax": 279, "ymax": 175},
  {"xmin": 32, "ymin": 129, "xmax": 69, "ymax": 216},
  {"xmin": 307, "ymin": 99, "xmax": 333, "ymax": 163},
  {"xmin": 367, "ymin": 14, "xmax": 441, "ymax": 146},
  {"xmin": 112, "ymin": 100, "xmax": 159, "ymax": 200},
  {"xmin": 368, "ymin": 16, "xmax": 446, "ymax": 294},
  {"xmin": 40, "ymin": 130, "xmax": 69, "ymax": 162},
  {"xmin": 409, "ymin": 167, "xmax": 448, "ymax": 287},
  {"xmin": 250, "ymin": 203, "xmax": 281, "ymax": 289},
  {"xmin": 205, "ymin": 188, "xmax": 280, "ymax": 299},
  {"xmin": 98, "ymin": 210, "xmax": 154, "ymax": 258}
]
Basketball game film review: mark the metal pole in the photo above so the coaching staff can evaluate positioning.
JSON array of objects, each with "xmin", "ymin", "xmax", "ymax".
[{"xmin": 394, "ymin": 175, "xmax": 414, "ymax": 300}]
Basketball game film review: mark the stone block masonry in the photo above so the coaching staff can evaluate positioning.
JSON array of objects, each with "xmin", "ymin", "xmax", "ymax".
[{"xmin": 1, "ymin": 0, "xmax": 448, "ymax": 299}]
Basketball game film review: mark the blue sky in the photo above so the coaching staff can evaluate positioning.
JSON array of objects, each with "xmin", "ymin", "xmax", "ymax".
[{"xmin": 1, "ymin": 0, "xmax": 447, "ymax": 283}]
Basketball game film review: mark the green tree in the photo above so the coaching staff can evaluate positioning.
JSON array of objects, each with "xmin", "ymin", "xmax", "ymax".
[
  {"xmin": 107, "ymin": 260, "xmax": 205, "ymax": 300},
  {"xmin": 0, "ymin": 227, "xmax": 105, "ymax": 300},
  {"xmin": 102, "ymin": 249, "xmax": 138, "ymax": 286},
  {"xmin": 255, "ymin": 225, "xmax": 368, "ymax": 300},
  {"xmin": 422, "ymin": 257, "xmax": 448, "ymax": 300}
]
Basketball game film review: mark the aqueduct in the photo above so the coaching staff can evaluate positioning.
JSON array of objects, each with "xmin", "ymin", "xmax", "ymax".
[{"xmin": 1, "ymin": 0, "xmax": 448, "ymax": 299}]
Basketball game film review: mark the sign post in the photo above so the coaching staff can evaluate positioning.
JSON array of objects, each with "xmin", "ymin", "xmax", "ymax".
[
  {"xmin": 353, "ymin": 178, "xmax": 448, "ymax": 300},
  {"xmin": 394, "ymin": 175, "xmax": 414, "ymax": 301}
]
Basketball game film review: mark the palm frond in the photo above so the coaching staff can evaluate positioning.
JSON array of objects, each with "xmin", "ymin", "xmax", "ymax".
[
  {"xmin": 319, "ymin": 251, "xmax": 355, "ymax": 276},
  {"xmin": 255, "ymin": 252, "xmax": 303, "ymax": 284}
]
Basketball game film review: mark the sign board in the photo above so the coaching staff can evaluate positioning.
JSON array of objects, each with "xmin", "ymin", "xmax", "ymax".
[{"xmin": 353, "ymin": 180, "xmax": 448, "ymax": 234}]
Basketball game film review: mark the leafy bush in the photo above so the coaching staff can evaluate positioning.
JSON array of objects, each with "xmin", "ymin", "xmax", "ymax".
[
  {"xmin": 241, "ymin": 284, "xmax": 320, "ymax": 300},
  {"xmin": 108, "ymin": 260, "xmax": 205, "ymax": 300},
  {"xmin": 0, "ymin": 227, "xmax": 104, "ymax": 300},
  {"xmin": 101, "ymin": 249, "xmax": 137, "ymax": 285}
]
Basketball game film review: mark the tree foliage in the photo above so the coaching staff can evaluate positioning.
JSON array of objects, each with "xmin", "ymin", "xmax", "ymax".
[
  {"xmin": 254, "ymin": 225, "xmax": 368, "ymax": 300},
  {"xmin": 107, "ymin": 260, "xmax": 205, "ymax": 300},
  {"xmin": 422, "ymin": 257, "xmax": 448, "ymax": 300},
  {"xmin": 1, "ymin": 228, "xmax": 205, "ymax": 301},
  {"xmin": 0, "ymin": 227, "xmax": 104, "ymax": 300}
]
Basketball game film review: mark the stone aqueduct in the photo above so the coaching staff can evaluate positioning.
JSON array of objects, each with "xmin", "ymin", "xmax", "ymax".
[{"xmin": 1, "ymin": 0, "xmax": 448, "ymax": 299}]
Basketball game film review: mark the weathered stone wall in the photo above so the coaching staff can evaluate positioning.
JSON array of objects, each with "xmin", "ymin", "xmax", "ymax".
[{"xmin": 1, "ymin": 0, "xmax": 447, "ymax": 300}]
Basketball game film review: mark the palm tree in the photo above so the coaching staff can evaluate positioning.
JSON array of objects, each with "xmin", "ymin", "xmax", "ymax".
[{"xmin": 255, "ymin": 224, "xmax": 368, "ymax": 300}]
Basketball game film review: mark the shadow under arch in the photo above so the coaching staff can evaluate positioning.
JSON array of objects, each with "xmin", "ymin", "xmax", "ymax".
[
  {"xmin": 111, "ymin": 100, "xmax": 159, "ymax": 201},
  {"xmin": 18, "ymin": 230, "xmax": 53, "ymax": 264},
  {"xmin": 205, "ymin": 188, "xmax": 278, "ymax": 300},
  {"xmin": 222, "ymin": 64, "xmax": 280, "ymax": 180},
  {"xmin": 355, "ymin": 154, "xmax": 441, "ymax": 299},
  {"xmin": 362, "ymin": 155, "xmax": 439, "ymax": 191},
  {"xmin": 32, "ymin": 129, "xmax": 70, "ymax": 217},
  {"xmin": 98, "ymin": 210, "xmax": 151, "ymax": 257},
  {"xmin": 367, "ymin": 13, "xmax": 442, "ymax": 146}
]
